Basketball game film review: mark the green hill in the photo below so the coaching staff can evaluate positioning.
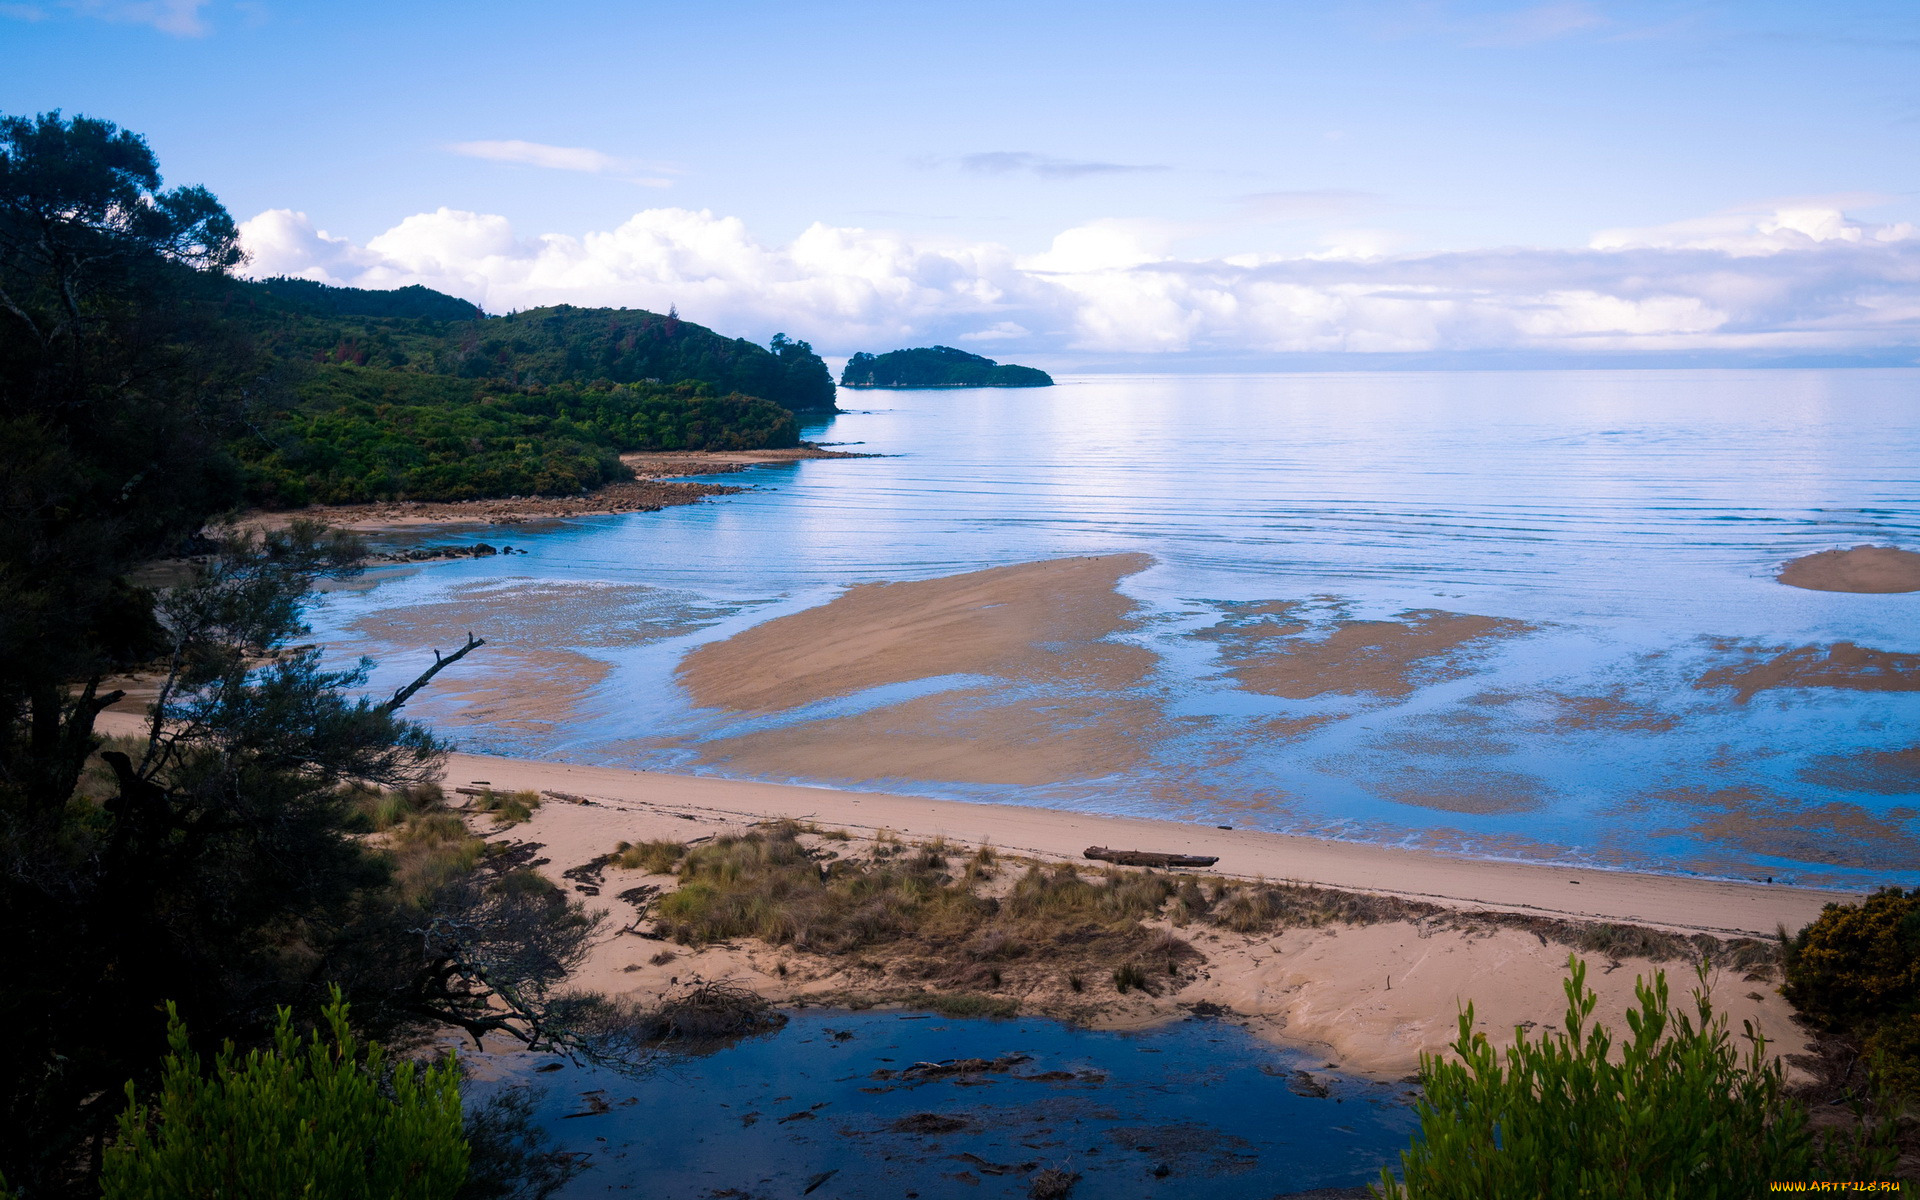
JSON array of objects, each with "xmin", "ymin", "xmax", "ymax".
[
  {"xmin": 840, "ymin": 345, "xmax": 1052, "ymax": 389},
  {"xmin": 218, "ymin": 280, "xmax": 833, "ymax": 505}
]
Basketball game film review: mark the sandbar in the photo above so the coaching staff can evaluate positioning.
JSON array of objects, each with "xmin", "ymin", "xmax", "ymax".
[{"xmin": 1778, "ymin": 545, "xmax": 1920, "ymax": 593}]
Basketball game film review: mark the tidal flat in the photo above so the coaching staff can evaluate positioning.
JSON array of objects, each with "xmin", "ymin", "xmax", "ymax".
[{"xmin": 308, "ymin": 370, "xmax": 1920, "ymax": 887}]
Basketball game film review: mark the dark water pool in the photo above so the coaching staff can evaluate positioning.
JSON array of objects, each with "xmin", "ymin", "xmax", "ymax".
[{"xmin": 469, "ymin": 1009, "xmax": 1418, "ymax": 1199}]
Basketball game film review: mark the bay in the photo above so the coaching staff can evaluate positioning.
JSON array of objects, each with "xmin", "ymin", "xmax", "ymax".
[{"xmin": 311, "ymin": 370, "xmax": 1920, "ymax": 887}]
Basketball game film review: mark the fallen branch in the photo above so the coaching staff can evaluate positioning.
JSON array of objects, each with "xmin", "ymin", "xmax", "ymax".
[{"xmin": 1085, "ymin": 846, "xmax": 1219, "ymax": 869}]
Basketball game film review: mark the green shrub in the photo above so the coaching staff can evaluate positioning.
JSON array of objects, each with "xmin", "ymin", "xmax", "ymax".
[
  {"xmin": 1784, "ymin": 886, "xmax": 1920, "ymax": 1104},
  {"xmin": 102, "ymin": 989, "xmax": 467, "ymax": 1200},
  {"xmin": 1785, "ymin": 887, "xmax": 1920, "ymax": 1031},
  {"xmin": 1377, "ymin": 956, "xmax": 1897, "ymax": 1198}
]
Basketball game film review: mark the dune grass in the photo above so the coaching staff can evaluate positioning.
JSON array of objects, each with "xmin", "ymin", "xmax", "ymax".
[{"xmin": 612, "ymin": 839, "xmax": 687, "ymax": 874}]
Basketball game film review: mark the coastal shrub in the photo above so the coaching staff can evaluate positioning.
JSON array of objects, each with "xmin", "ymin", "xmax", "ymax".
[
  {"xmin": 612, "ymin": 839, "xmax": 686, "ymax": 874},
  {"xmin": 1785, "ymin": 887, "xmax": 1920, "ymax": 1032},
  {"xmin": 1784, "ymin": 886, "xmax": 1920, "ymax": 1102},
  {"xmin": 101, "ymin": 990, "xmax": 467, "ymax": 1200},
  {"xmin": 1376, "ymin": 956, "xmax": 1898, "ymax": 1199}
]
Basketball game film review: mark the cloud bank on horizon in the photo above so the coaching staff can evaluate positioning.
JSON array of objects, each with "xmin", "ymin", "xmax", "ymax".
[{"xmin": 242, "ymin": 201, "xmax": 1920, "ymax": 362}]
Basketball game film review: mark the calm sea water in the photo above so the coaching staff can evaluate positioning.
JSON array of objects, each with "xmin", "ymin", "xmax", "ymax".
[{"xmin": 311, "ymin": 371, "xmax": 1920, "ymax": 887}]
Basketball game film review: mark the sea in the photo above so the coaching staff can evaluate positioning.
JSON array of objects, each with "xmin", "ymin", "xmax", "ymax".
[{"xmin": 309, "ymin": 370, "xmax": 1920, "ymax": 889}]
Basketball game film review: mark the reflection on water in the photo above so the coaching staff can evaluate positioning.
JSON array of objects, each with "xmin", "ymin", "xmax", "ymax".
[
  {"xmin": 468, "ymin": 1009, "xmax": 1416, "ymax": 1199},
  {"xmin": 310, "ymin": 371, "xmax": 1920, "ymax": 886}
]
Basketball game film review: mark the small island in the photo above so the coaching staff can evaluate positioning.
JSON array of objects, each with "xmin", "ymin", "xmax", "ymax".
[{"xmin": 840, "ymin": 345, "xmax": 1053, "ymax": 389}]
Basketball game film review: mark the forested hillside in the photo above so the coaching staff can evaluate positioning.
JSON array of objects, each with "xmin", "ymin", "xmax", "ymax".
[
  {"xmin": 841, "ymin": 345, "xmax": 1052, "ymax": 389},
  {"xmin": 221, "ymin": 280, "xmax": 830, "ymax": 504}
]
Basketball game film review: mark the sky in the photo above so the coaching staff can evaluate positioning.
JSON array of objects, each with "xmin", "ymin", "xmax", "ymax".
[{"xmin": 7, "ymin": 0, "xmax": 1920, "ymax": 366}]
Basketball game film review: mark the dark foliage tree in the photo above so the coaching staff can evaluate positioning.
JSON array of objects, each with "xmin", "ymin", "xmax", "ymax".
[{"xmin": 0, "ymin": 114, "xmax": 604, "ymax": 1197}]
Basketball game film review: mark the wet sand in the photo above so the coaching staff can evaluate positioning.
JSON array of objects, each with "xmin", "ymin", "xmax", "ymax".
[
  {"xmin": 1696, "ymin": 640, "xmax": 1920, "ymax": 703},
  {"xmin": 1779, "ymin": 544, "xmax": 1920, "ymax": 593},
  {"xmin": 1203, "ymin": 604, "xmax": 1533, "ymax": 700},
  {"xmin": 677, "ymin": 554, "xmax": 1155, "ymax": 712}
]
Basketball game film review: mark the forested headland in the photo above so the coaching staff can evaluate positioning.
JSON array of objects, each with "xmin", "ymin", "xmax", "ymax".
[
  {"xmin": 840, "ymin": 345, "xmax": 1053, "ymax": 389},
  {"xmin": 228, "ymin": 281, "xmax": 834, "ymax": 505},
  {"xmin": 0, "ymin": 109, "xmax": 785, "ymax": 1198}
]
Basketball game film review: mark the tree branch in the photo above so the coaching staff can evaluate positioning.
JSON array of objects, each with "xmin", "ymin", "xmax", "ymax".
[{"xmin": 382, "ymin": 633, "xmax": 484, "ymax": 714}]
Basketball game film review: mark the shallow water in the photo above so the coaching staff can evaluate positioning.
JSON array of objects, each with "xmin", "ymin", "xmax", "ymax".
[
  {"xmin": 468, "ymin": 1009, "xmax": 1416, "ymax": 1198},
  {"xmin": 311, "ymin": 370, "xmax": 1920, "ymax": 886}
]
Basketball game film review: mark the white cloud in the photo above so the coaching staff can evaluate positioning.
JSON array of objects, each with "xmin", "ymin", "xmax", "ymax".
[
  {"xmin": 62, "ymin": 0, "xmax": 206, "ymax": 34},
  {"xmin": 1591, "ymin": 202, "xmax": 1916, "ymax": 255},
  {"xmin": 448, "ymin": 140, "xmax": 677, "ymax": 187},
  {"xmin": 956, "ymin": 152, "xmax": 1166, "ymax": 180},
  {"xmin": 239, "ymin": 202, "xmax": 1920, "ymax": 359}
]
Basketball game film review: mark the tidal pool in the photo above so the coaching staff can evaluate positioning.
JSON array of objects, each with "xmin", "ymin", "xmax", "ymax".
[{"xmin": 469, "ymin": 1009, "xmax": 1418, "ymax": 1199}]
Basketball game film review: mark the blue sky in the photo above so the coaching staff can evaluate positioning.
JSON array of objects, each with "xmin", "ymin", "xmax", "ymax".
[{"xmin": 8, "ymin": 1, "xmax": 1920, "ymax": 363}]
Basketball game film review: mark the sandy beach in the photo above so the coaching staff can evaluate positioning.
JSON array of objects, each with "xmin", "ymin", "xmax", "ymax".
[{"xmin": 434, "ymin": 748, "xmax": 1843, "ymax": 1080}]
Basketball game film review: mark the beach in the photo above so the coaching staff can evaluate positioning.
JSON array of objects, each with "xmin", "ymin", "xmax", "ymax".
[{"xmin": 434, "ymin": 747, "xmax": 1842, "ymax": 1081}]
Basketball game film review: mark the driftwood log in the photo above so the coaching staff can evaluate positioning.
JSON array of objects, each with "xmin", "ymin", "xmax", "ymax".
[{"xmin": 1084, "ymin": 846, "xmax": 1219, "ymax": 869}]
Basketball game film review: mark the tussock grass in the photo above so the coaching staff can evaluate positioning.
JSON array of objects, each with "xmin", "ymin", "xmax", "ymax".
[
  {"xmin": 472, "ymin": 788, "xmax": 542, "ymax": 826},
  {"xmin": 346, "ymin": 782, "xmax": 445, "ymax": 833},
  {"xmin": 612, "ymin": 839, "xmax": 686, "ymax": 874},
  {"xmin": 387, "ymin": 811, "xmax": 484, "ymax": 904}
]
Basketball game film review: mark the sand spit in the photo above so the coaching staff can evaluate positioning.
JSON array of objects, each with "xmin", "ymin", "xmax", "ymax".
[
  {"xmin": 620, "ymin": 445, "xmax": 870, "ymax": 477},
  {"xmin": 231, "ymin": 446, "xmax": 863, "ymax": 533},
  {"xmin": 455, "ymin": 756, "xmax": 1830, "ymax": 1081},
  {"xmin": 237, "ymin": 478, "xmax": 741, "ymax": 532},
  {"xmin": 1697, "ymin": 640, "xmax": 1920, "ymax": 704},
  {"xmin": 1779, "ymin": 545, "xmax": 1920, "ymax": 593},
  {"xmin": 1203, "ymin": 605, "xmax": 1533, "ymax": 700},
  {"xmin": 676, "ymin": 554, "xmax": 1154, "ymax": 713}
]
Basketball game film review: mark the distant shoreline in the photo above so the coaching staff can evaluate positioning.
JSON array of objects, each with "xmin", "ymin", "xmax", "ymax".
[{"xmin": 233, "ymin": 445, "xmax": 866, "ymax": 532}]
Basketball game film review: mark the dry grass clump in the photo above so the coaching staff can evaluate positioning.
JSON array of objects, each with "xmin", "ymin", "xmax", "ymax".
[
  {"xmin": 1205, "ymin": 879, "xmax": 1434, "ymax": 933},
  {"xmin": 653, "ymin": 821, "xmax": 990, "ymax": 951},
  {"xmin": 471, "ymin": 788, "xmax": 542, "ymax": 826},
  {"xmin": 1028, "ymin": 1167, "xmax": 1080, "ymax": 1199},
  {"xmin": 387, "ymin": 810, "xmax": 484, "ymax": 903},
  {"xmin": 611, "ymin": 839, "xmax": 685, "ymax": 874},
  {"xmin": 1004, "ymin": 863, "xmax": 1178, "ymax": 929},
  {"xmin": 346, "ymin": 782, "xmax": 446, "ymax": 833}
]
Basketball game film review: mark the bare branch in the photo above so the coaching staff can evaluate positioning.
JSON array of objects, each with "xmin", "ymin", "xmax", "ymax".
[{"xmin": 382, "ymin": 633, "xmax": 485, "ymax": 714}]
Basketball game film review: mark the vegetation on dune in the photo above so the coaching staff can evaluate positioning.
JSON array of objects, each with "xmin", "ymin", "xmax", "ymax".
[
  {"xmin": 1377, "ymin": 957, "xmax": 1901, "ymax": 1197},
  {"xmin": 840, "ymin": 345, "xmax": 1053, "ymax": 389}
]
